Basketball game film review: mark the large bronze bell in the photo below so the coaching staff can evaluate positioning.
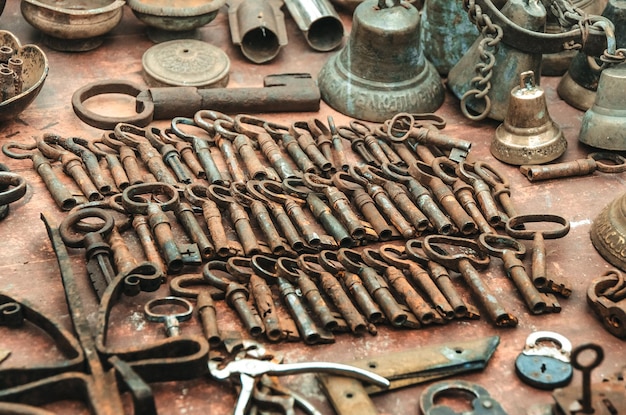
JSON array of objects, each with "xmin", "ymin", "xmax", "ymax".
[
  {"xmin": 578, "ymin": 62, "xmax": 626, "ymax": 150},
  {"xmin": 591, "ymin": 191, "xmax": 626, "ymax": 272},
  {"xmin": 447, "ymin": 0, "xmax": 546, "ymax": 121},
  {"xmin": 557, "ymin": 0, "xmax": 624, "ymax": 111},
  {"xmin": 491, "ymin": 71, "xmax": 566, "ymax": 165},
  {"xmin": 420, "ymin": 0, "xmax": 480, "ymax": 76},
  {"xmin": 317, "ymin": 0, "xmax": 445, "ymax": 122}
]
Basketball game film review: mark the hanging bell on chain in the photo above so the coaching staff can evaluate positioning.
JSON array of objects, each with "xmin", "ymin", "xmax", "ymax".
[
  {"xmin": 557, "ymin": 0, "xmax": 623, "ymax": 111},
  {"xmin": 578, "ymin": 62, "xmax": 626, "ymax": 150},
  {"xmin": 491, "ymin": 71, "xmax": 567, "ymax": 165},
  {"xmin": 447, "ymin": 0, "xmax": 546, "ymax": 121},
  {"xmin": 317, "ymin": 0, "xmax": 445, "ymax": 122}
]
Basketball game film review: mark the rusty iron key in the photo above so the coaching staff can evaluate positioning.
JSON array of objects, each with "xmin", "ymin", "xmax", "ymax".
[
  {"xmin": 203, "ymin": 260, "xmax": 264, "ymax": 338},
  {"xmin": 298, "ymin": 253, "xmax": 371, "ymax": 335},
  {"xmin": 506, "ymin": 214, "xmax": 572, "ymax": 297},
  {"xmin": 337, "ymin": 248, "xmax": 409, "ymax": 327},
  {"xmin": 59, "ymin": 207, "xmax": 116, "ymax": 300},
  {"xmin": 71, "ymin": 74, "xmax": 321, "ymax": 129},
  {"xmin": 520, "ymin": 152, "xmax": 626, "ymax": 182},
  {"xmin": 319, "ymin": 250, "xmax": 384, "ymax": 325},
  {"xmin": 405, "ymin": 239, "xmax": 475, "ymax": 319},
  {"xmin": 423, "ymin": 235, "xmax": 518, "ymax": 327},
  {"xmin": 361, "ymin": 247, "xmax": 435, "ymax": 326},
  {"xmin": 378, "ymin": 244, "xmax": 454, "ymax": 320},
  {"xmin": 478, "ymin": 233, "xmax": 548, "ymax": 315}
]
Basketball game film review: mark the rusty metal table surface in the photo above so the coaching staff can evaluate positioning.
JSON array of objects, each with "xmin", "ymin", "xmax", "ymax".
[{"xmin": 1, "ymin": 2, "xmax": 625, "ymax": 415}]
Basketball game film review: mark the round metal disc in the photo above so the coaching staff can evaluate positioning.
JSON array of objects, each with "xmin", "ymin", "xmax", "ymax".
[{"xmin": 142, "ymin": 39, "xmax": 229, "ymax": 88}]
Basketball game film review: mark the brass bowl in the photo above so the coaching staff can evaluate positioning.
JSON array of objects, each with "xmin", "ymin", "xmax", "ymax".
[
  {"xmin": 0, "ymin": 30, "xmax": 49, "ymax": 123},
  {"xmin": 127, "ymin": 0, "xmax": 226, "ymax": 41},
  {"xmin": 20, "ymin": 0, "xmax": 125, "ymax": 51}
]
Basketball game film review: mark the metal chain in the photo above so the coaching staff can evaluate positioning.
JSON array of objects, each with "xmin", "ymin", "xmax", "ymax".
[
  {"xmin": 460, "ymin": 0, "xmax": 503, "ymax": 121},
  {"xmin": 551, "ymin": 0, "xmax": 625, "ymax": 65},
  {"xmin": 549, "ymin": 0, "xmax": 585, "ymax": 30},
  {"xmin": 459, "ymin": 0, "xmax": 624, "ymax": 121},
  {"xmin": 599, "ymin": 269, "xmax": 626, "ymax": 301}
]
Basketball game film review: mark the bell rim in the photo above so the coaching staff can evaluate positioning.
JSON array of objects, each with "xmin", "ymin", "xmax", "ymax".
[
  {"xmin": 491, "ymin": 123, "xmax": 567, "ymax": 165},
  {"xmin": 591, "ymin": 195, "xmax": 626, "ymax": 273}
]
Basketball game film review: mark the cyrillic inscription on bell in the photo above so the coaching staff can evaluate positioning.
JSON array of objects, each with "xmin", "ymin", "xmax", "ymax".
[
  {"xmin": 317, "ymin": 0, "xmax": 445, "ymax": 122},
  {"xmin": 491, "ymin": 71, "xmax": 567, "ymax": 165}
]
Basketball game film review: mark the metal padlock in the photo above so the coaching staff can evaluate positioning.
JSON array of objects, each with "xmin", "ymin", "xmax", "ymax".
[
  {"xmin": 515, "ymin": 331, "xmax": 573, "ymax": 390},
  {"xmin": 420, "ymin": 380, "xmax": 508, "ymax": 415}
]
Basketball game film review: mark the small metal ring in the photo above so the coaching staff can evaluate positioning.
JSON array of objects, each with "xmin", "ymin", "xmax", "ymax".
[
  {"xmin": 570, "ymin": 343, "xmax": 604, "ymax": 371},
  {"xmin": 2, "ymin": 142, "xmax": 38, "ymax": 160},
  {"xmin": 318, "ymin": 250, "xmax": 343, "ymax": 273},
  {"xmin": 251, "ymin": 254, "xmax": 278, "ymax": 282},
  {"xmin": 473, "ymin": 161, "xmax": 510, "ymax": 188},
  {"xmin": 336, "ymin": 248, "xmax": 365, "ymax": 274},
  {"xmin": 460, "ymin": 90, "xmax": 491, "ymax": 121},
  {"xmin": 207, "ymin": 184, "xmax": 235, "ymax": 206},
  {"xmin": 296, "ymin": 254, "xmax": 325, "ymax": 278},
  {"xmin": 71, "ymin": 80, "xmax": 153, "ymax": 130},
  {"xmin": 505, "ymin": 214, "xmax": 570, "ymax": 240},
  {"xmin": 122, "ymin": 182, "xmax": 179, "ymax": 214},
  {"xmin": 0, "ymin": 172, "xmax": 27, "ymax": 205},
  {"xmin": 386, "ymin": 113, "xmax": 413, "ymax": 143},
  {"xmin": 589, "ymin": 152, "xmax": 626, "ymax": 173},
  {"xmin": 423, "ymin": 235, "xmax": 490, "ymax": 271},
  {"xmin": 478, "ymin": 233, "xmax": 526, "ymax": 258},
  {"xmin": 144, "ymin": 296, "xmax": 193, "ymax": 323},
  {"xmin": 59, "ymin": 207, "xmax": 115, "ymax": 248}
]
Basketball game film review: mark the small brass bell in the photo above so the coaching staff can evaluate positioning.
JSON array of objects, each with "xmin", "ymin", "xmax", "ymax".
[
  {"xmin": 317, "ymin": 0, "xmax": 445, "ymax": 122},
  {"xmin": 579, "ymin": 63, "xmax": 626, "ymax": 150},
  {"xmin": 557, "ymin": 0, "xmax": 625, "ymax": 111},
  {"xmin": 491, "ymin": 71, "xmax": 567, "ymax": 165},
  {"xmin": 591, "ymin": 191, "xmax": 626, "ymax": 272},
  {"xmin": 447, "ymin": 0, "xmax": 546, "ymax": 121}
]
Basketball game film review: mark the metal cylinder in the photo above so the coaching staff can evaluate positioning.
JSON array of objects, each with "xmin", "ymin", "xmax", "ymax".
[
  {"xmin": 227, "ymin": 0, "xmax": 288, "ymax": 63},
  {"xmin": 285, "ymin": 0, "xmax": 344, "ymax": 51}
]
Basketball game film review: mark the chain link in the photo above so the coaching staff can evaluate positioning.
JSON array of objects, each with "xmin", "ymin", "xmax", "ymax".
[
  {"xmin": 460, "ymin": 0, "xmax": 503, "ymax": 121},
  {"xmin": 549, "ymin": 0, "xmax": 585, "ymax": 29}
]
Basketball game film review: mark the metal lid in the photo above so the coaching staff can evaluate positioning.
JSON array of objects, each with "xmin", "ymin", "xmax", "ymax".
[{"xmin": 142, "ymin": 39, "xmax": 229, "ymax": 88}]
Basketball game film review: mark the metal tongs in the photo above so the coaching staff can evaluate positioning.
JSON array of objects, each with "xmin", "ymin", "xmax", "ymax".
[{"xmin": 209, "ymin": 344, "xmax": 390, "ymax": 415}]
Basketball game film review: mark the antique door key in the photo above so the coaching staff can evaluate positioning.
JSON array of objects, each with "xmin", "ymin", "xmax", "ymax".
[{"xmin": 515, "ymin": 331, "xmax": 573, "ymax": 389}]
